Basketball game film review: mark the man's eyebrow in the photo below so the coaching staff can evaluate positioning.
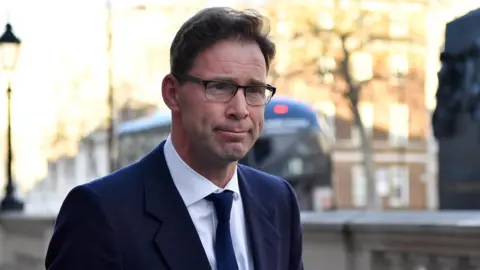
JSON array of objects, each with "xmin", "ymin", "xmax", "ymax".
[
  {"xmin": 248, "ymin": 79, "xmax": 267, "ymax": 85},
  {"xmin": 208, "ymin": 76, "xmax": 236, "ymax": 83},
  {"xmin": 208, "ymin": 76, "xmax": 266, "ymax": 85}
]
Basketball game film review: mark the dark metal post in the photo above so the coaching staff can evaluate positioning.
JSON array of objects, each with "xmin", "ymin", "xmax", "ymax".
[{"xmin": 1, "ymin": 83, "xmax": 24, "ymax": 211}]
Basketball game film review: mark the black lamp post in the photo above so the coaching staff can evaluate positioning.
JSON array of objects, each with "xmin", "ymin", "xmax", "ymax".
[{"xmin": 0, "ymin": 23, "xmax": 24, "ymax": 212}]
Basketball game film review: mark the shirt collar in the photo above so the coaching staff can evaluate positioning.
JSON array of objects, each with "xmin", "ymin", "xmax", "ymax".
[{"xmin": 163, "ymin": 135, "xmax": 240, "ymax": 206}]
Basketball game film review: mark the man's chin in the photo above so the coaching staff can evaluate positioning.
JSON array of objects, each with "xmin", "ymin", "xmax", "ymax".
[{"xmin": 216, "ymin": 144, "xmax": 248, "ymax": 162}]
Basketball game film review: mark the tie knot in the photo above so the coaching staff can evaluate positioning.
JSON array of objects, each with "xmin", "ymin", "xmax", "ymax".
[{"xmin": 206, "ymin": 191, "xmax": 234, "ymax": 222}]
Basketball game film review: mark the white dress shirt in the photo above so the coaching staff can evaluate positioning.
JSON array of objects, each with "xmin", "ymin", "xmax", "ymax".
[{"xmin": 163, "ymin": 136, "xmax": 254, "ymax": 270}]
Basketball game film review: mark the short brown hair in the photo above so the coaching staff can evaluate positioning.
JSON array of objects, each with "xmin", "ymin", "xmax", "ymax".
[{"xmin": 170, "ymin": 7, "xmax": 276, "ymax": 75}]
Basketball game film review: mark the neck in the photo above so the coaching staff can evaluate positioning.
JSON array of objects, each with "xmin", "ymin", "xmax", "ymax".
[{"xmin": 170, "ymin": 128, "xmax": 236, "ymax": 188}]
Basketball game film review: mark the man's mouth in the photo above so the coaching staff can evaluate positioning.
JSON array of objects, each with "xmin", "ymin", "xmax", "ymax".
[
  {"xmin": 217, "ymin": 129, "xmax": 248, "ymax": 133},
  {"xmin": 215, "ymin": 128, "xmax": 250, "ymax": 140},
  {"xmin": 215, "ymin": 127, "xmax": 250, "ymax": 133}
]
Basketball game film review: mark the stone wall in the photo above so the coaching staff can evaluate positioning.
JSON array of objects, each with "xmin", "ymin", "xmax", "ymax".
[{"xmin": 2, "ymin": 210, "xmax": 480, "ymax": 270}]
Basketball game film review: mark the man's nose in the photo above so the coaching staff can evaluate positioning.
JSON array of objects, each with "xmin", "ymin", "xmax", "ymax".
[{"xmin": 226, "ymin": 89, "xmax": 249, "ymax": 120}]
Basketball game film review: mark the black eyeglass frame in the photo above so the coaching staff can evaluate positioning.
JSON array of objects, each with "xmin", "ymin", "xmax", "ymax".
[{"xmin": 172, "ymin": 73, "xmax": 276, "ymax": 106}]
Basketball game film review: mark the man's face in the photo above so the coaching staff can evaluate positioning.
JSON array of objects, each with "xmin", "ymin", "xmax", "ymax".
[{"xmin": 172, "ymin": 39, "xmax": 267, "ymax": 164}]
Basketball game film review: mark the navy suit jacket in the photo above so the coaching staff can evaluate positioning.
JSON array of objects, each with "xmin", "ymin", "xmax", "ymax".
[{"xmin": 45, "ymin": 141, "xmax": 304, "ymax": 270}]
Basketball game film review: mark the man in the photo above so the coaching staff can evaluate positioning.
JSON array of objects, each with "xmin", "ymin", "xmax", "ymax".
[{"xmin": 45, "ymin": 7, "xmax": 303, "ymax": 270}]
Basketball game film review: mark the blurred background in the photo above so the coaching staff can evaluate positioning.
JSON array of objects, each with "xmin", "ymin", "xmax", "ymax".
[
  {"xmin": 1, "ymin": 0, "xmax": 480, "ymax": 269},
  {"xmin": 0, "ymin": 0, "xmax": 478, "ymax": 213}
]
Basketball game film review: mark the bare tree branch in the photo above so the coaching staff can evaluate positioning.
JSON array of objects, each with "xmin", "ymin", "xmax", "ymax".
[{"xmin": 266, "ymin": 2, "xmax": 428, "ymax": 210}]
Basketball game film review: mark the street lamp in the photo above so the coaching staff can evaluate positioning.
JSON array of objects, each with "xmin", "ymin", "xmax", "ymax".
[{"xmin": 0, "ymin": 23, "xmax": 24, "ymax": 212}]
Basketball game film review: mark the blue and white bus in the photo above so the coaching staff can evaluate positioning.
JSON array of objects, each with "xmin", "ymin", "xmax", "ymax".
[{"xmin": 116, "ymin": 97, "xmax": 334, "ymax": 211}]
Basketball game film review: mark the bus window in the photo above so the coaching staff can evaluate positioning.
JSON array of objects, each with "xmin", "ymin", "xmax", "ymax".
[{"xmin": 315, "ymin": 111, "xmax": 335, "ymax": 143}]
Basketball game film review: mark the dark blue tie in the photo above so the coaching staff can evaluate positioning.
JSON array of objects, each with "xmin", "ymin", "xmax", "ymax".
[{"xmin": 206, "ymin": 191, "xmax": 239, "ymax": 270}]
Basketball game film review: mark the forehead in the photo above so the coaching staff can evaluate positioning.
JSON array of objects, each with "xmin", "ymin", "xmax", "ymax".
[{"xmin": 191, "ymin": 39, "xmax": 267, "ymax": 83}]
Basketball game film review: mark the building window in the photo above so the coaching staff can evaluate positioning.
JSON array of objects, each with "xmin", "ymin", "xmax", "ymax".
[
  {"xmin": 65, "ymin": 158, "xmax": 76, "ymax": 182},
  {"xmin": 317, "ymin": 56, "xmax": 336, "ymax": 84},
  {"xmin": 351, "ymin": 102, "xmax": 374, "ymax": 145},
  {"xmin": 389, "ymin": 13, "xmax": 409, "ymax": 38},
  {"xmin": 314, "ymin": 101, "xmax": 336, "ymax": 141},
  {"xmin": 246, "ymin": 0, "xmax": 266, "ymax": 5},
  {"xmin": 389, "ymin": 103, "xmax": 409, "ymax": 146},
  {"xmin": 48, "ymin": 162, "xmax": 58, "ymax": 186},
  {"xmin": 85, "ymin": 139, "xmax": 98, "ymax": 179},
  {"xmin": 317, "ymin": 12, "xmax": 334, "ymax": 30},
  {"xmin": 350, "ymin": 52, "xmax": 373, "ymax": 82},
  {"xmin": 339, "ymin": 0, "xmax": 352, "ymax": 9},
  {"xmin": 351, "ymin": 165, "xmax": 367, "ymax": 207},
  {"xmin": 276, "ymin": 20, "xmax": 290, "ymax": 36},
  {"xmin": 388, "ymin": 166, "xmax": 410, "ymax": 208},
  {"xmin": 205, "ymin": 0, "xmax": 237, "ymax": 7},
  {"xmin": 321, "ymin": 0, "xmax": 334, "ymax": 7},
  {"xmin": 274, "ymin": 43, "xmax": 290, "ymax": 73},
  {"xmin": 389, "ymin": 54, "xmax": 409, "ymax": 85}
]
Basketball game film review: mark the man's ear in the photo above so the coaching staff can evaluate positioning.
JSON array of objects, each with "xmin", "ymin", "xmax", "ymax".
[{"xmin": 162, "ymin": 74, "xmax": 181, "ymax": 113}]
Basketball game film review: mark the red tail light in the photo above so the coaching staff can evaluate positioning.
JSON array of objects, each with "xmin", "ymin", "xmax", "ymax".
[{"xmin": 273, "ymin": 104, "xmax": 288, "ymax": 114}]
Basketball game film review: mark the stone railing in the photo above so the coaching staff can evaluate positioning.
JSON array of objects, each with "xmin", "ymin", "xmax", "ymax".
[
  {"xmin": 302, "ymin": 210, "xmax": 480, "ymax": 270},
  {"xmin": 1, "ymin": 210, "xmax": 480, "ymax": 269},
  {"xmin": 0, "ymin": 212, "xmax": 55, "ymax": 270}
]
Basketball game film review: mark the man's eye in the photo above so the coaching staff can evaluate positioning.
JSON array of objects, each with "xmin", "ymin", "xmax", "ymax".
[
  {"xmin": 209, "ymin": 82, "xmax": 231, "ymax": 90},
  {"xmin": 248, "ymin": 86, "xmax": 266, "ymax": 93}
]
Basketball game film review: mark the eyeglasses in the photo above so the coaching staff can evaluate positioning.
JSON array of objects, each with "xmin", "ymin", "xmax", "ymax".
[{"xmin": 173, "ymin": 73, "xmax": 276, "ymax": 106}]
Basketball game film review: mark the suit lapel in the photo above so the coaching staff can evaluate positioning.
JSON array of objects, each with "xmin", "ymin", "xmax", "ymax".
[
  {"xmin": 238, "ymin": 166, "xmax": 280, "ymax": 270},
  {"xmin": 141, "ymin": 141, "xmax": 211, "ymax": 270}
]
